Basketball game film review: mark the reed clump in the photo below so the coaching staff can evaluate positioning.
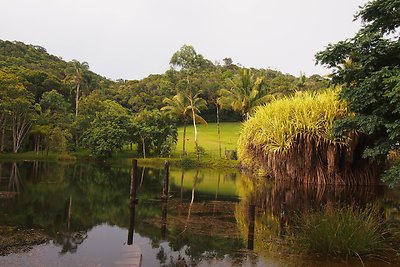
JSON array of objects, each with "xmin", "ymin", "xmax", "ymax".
[
  {"xmin": 238, "ymin": 89, "xmax": 381, "ymax": 185},
  {"xmin": 294, "ymin": 205, "xmax": 391, "ymax": 258}
]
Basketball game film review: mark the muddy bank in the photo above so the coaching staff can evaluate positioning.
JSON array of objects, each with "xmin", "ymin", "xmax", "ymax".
[{"xmin": 0, "ymin": 226, "xmax": 49, "ymax": 256}]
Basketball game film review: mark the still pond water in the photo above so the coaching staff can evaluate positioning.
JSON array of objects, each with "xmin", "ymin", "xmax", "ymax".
[{"xmin": 0, "ymin": 161, "xmax": 400, "ymax": 267}]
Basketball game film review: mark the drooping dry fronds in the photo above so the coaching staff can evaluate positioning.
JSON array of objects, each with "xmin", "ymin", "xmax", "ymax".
[{"xmin": 238, "ymin": 89, "xmax": 381, "ymax": 185}]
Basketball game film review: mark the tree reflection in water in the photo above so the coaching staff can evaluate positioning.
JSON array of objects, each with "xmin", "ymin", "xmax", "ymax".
[
  {"xmin": 6, "ymin": 162, "xmax": 396, "ymax": 266},
  {"xmin": 235, "ymin": 174, "xmax": 383, "ymax": 256}
]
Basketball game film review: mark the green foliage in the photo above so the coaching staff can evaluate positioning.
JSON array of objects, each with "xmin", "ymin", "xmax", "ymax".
[
  {"xmin": 219, "ymin": 68, "xmax": 273, "ymax": 120},
  {"xmin": 382, "ymin": 160, "xmax": 400, "ymax": 187},
  {"xmin": 111, "ymin": 75, "xmax": 175, "ymax": 113},
  {"xmin": 169, "ymin": 44, "xmax": 211, "ymax": 73},
  {"xmin": 40, "ymin": 90, "xmax": 69, "ymax": 112},
  {"xmin": 131, "ymin": 110, "xmax": 178, "ymax": 157},
  {"xmin": 196, "ymin": 145, "xmax": 206, "ymax": 156},
  {"xmin": 179, "ymin": 157, "xmax": 197, "ymax": 169},
  {"xmin": 0, "ymin": 39, "xmax": 331, "ymax": 157},
  {"xmin": 161, "ymin": 92, "xmax": 191, "ymax": 124},
  {"xmin": 295, "ymin": 205, "xmax": 388, "ymax": 258},
  {"xmin": 315, "ymin": 0, "xmax": 400, "ymax": 180},
  {"xmin": 47, "ymin": 127, "xmax": 72, "ymax": 153},
  {"xmin": 0, "ymin": 69, "xmax": 37, "ymax": 152},
  {"xmin": 81, "ymin": 100, "xmax": 131, "ymax": 158}
]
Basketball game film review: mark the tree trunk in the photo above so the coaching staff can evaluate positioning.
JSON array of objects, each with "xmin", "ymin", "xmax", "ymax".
[
  {"xmin": 189, "ymin": 95, "xmax": 199, "ymax": 160},
  {"xmin": 75, "ymin": 82, "xmax": 80, "ymax": 118},
  {"xmin": 0, "ymin": 127, "xmax": 5, "ymax": 153},
  {"xmin": 182, "ymin": 119, "xmax": 187, "ymax": 157},
  {"xmin": 141, "ymin": 137, "xmax": 146, "ymax": 159},
  {"xmin": 216, "ymin": 103, "xmax": 222, "ymax": 159},
  {"xmin": 12, "ymin": 113, "xmax": 31, "ymax": 153},
  {"xmin": 35, "ymin": 135, "xmax": 41, "ymax": 155}
]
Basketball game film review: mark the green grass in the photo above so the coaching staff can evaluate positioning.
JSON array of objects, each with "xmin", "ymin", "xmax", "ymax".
[
  {"xmin": 173, "ymin": 122, "xmax": 241, "ymax": 158},
  {"xmin": 169, "ymin": 168, "xmax": 239, "ymax": 197},
  {"xmin": 295, "ymin": 205, "xmax": 391, "ymax": 258}
]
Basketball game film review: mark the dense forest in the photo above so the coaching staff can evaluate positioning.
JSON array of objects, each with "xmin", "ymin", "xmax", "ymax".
[{"xmin": 0, "ymin": 39, "xmax": 329, "ymax": 158}]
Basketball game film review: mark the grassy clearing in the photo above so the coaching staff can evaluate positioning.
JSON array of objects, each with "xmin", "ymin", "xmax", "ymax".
[{"xmin": 173, "ymin": 122, "xmax": 241, "ymax": 158}]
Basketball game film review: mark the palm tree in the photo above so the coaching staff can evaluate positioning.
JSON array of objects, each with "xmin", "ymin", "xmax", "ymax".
[
  {"xmin": 219, "ymin": 68, "xmax": 273, "ymax": 120},
  {"xmin": 187, "ymin": 90, "xmax": 208, "ymax": 159},
  {"xmin": 161, "ymin": 92, "xmax": 207, "ymax": 158},
  {"xmin": 65, "ymin": 60, "xmax": 89, "ymax": 118},
  {"xmin": 161, "ymin": 93, "xmax": 190, "ymax": 156}
]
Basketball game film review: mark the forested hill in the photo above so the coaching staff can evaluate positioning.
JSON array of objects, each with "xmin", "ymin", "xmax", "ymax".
[
  {"xmin": 0, "ymin": 39, "xmax": 329, "ymax": 119},
  {"xmin": 0, "ymin": 40, "xmax": 113, "ymax": 103},
  {"xmin": 0, "ymin": 40, "xmax": 329, "ymax": 157}
]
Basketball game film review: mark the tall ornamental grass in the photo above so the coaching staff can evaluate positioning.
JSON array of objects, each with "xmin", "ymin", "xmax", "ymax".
[
  {"xmin": 238, "ymin": 89, "xmax": 347, "ymax": 156},
  {"xmin": 238, "ymin": 89, "xmax": 381, "ymax": 185},
  {"xmin": 295, "ymin": 205, "xmax": 390, "ymax": 258}
]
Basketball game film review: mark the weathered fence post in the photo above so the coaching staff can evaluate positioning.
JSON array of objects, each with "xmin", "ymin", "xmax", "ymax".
[
  {"xmin": 128, "ymin": 159, "xmax": 138, "ymax": 245},
  {"xmin": 127, "ymin": 204, "xmax": 136, "ymax": 245},
  {"xmin": 161, "ymin": 160, "xmax": 169, "ymax": 200},
  {"xmin": 247, "ymin": 204, "xmax": 256, "ymax": 250},
  {"xmin": 130, "ymin": 159, "xmax": 138, "ymax": 205}
]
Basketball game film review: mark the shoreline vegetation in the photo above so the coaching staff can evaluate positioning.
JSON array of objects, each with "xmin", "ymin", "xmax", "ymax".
[{"xmin": 0, "ymin": 123, "xmax": 241, "ymax": 170}]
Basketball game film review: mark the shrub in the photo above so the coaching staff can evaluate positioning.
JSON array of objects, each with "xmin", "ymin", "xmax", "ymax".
[
  {"xmin": 179, "ymin": 157, "xmax": 196, "ymax": 169},
  {"xmin": 196, "ymin": 146, "xmax": 206, "ymax": 156}
]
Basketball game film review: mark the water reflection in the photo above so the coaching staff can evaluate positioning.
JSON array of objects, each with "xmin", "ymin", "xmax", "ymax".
[
  {"xmin": 0, "ymin": 161, "xmax": 399, "ymax": 266},
  {"xmin": 0, "ymin": 162, "xmax": 23, "ymax": 199},
  {"xmin": 0, "ymin": 161, "xmax": 245, "ymax": 266},
  {"xmin": 234, "ymin": 174, "xmax": 394, "ymax": 261}
]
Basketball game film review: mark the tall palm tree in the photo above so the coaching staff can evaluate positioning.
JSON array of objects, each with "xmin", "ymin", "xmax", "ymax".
[
  {"xmin": 219, "ymin": 68, "xmax": 273, "ymax": 120},
  {"xmin": 187, "ymin": 89, "xmax": 208, "ymax": 159},
  {"xmin": 161, "ymin": 91, "xmax": 207, "ymax": 158},
  {"xmin": 161, "ymin": 93, "xmax": 191, "ymax": 156},
  {"xmin": 65, "ymin": 60, "xmax": 89, "ymax": 118}
]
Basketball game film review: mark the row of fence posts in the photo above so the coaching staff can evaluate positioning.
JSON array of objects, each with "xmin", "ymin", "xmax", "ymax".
[
  {"xmin": 127, "ymin": 159, "xmax": 257, "ymax": 251},
  {"xmin": 127, "ymin": 159, "xmax": 170, "ymax": 245}
]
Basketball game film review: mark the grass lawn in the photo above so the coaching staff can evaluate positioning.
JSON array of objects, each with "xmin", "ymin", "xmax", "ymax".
[{"xmin": 172, "ymin": 122, "xmax": 242, "ymax": 158}]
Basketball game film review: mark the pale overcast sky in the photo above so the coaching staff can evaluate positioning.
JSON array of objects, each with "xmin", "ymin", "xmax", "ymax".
[{"xmin": 0, "ymin": 0, "xmax": 368, "ymax": 80}]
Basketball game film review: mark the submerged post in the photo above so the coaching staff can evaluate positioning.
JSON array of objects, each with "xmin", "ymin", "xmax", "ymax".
[
  {"xmin": 247, "ymin": 204, "xmax": 255, "ymax": 250},
  {"xmin": 128, "ymin": 159, "xmax": 138, "ymax": 245},
  {"xmin": 161, "ymin": 160, "xmax": 169, "ymax": 201},
  {"xmin": 161, "ymin": 202, "xmax": 168, "ymax": 239},
  {"xmin": 127, "ymin": 204, "xmax": 136, "ymax": 245},
  {"xmin": 130, "ymin": 159, "xmax": 138, "ymax": 205}
]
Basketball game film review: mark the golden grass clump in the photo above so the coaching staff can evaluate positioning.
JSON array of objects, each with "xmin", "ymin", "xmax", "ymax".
[
  {"xmin": 238, "ymin": 90, "xmax": 347, "ymax": 155},
  {"xmin": 238, "ymin": 89, "xmax": 381, "ymax": 185}
]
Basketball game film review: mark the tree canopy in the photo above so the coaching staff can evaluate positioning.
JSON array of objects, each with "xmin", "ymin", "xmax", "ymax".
[
  {"xmin": 0, "ymin": 39, "xmax": 329, "ymax": 157},
  {"xmin": 315, "ymin": 0, "xmax": 400, "ymax": 183}
]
